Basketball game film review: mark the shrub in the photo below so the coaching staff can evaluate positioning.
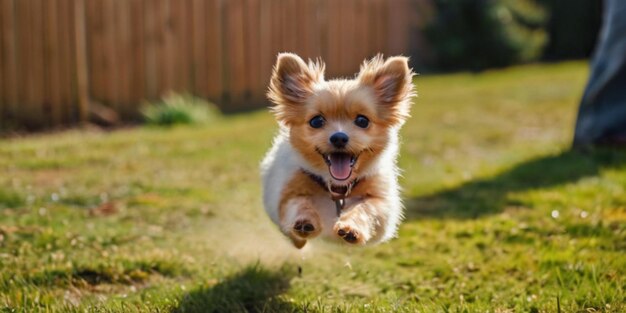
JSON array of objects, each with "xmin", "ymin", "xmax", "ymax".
[
  {"xmin": 141, "ymin": 94, "xmax": 219, "ymax": 126},
  {"xmin": 539, "ymin": 0, "xmax": 602, "ymax": 60},
  {"xmin": 425, "ymin": 0, "xmax": 548, "ymax": 71}
]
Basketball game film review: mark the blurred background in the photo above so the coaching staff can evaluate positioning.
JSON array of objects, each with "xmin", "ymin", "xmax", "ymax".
[{"xmin": 0, "ymin": 0, "xmax": 601, "ymax": 131}]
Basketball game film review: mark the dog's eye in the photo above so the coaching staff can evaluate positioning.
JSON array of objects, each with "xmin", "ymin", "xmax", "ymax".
[
  {"xmin": 309, "ymin": 115, "xmax": 325, "ymax": 128},
  {"xmin": 354, "ymin": 115, "xmax": 369, "ymax": 128}
]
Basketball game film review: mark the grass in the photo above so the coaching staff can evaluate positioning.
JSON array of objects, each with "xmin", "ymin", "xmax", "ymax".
[{"xmin": 1, "ymin": 61, "xmax": 625, "ymax": 312}]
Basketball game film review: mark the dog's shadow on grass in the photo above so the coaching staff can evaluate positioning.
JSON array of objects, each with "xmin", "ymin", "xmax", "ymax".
[
  {"xmin": 172, "ymin": 264, "xmax": 296, "ymax": 313},
  {"xmin": 405, "ymin": 148, "xmax": 626, "ymax": 220}
]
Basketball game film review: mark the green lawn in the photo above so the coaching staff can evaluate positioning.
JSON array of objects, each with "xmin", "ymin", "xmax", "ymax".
[{"xmin": 1, "ymin": 61, "xmax": 625, "ymax": 312}]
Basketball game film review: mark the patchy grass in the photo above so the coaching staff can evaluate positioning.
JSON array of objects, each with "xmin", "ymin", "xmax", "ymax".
[{"xmin": 1, "ymin": 61, "xmax": 624, "ymax": 312}]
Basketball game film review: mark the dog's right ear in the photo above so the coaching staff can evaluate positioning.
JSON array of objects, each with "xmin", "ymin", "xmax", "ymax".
[{"xmin": 268, "ymin": 53, "xmax": 324, "ymax": 123}]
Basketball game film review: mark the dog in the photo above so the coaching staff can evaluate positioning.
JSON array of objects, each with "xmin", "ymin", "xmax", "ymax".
[{"xmin": 261, "ymin": 53, "xmax": 414, "ymax": 248}]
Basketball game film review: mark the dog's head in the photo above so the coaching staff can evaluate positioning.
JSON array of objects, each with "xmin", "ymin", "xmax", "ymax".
[{"xmin": 268, "ymin": 53, "xmax": 414, "ymax": 182}]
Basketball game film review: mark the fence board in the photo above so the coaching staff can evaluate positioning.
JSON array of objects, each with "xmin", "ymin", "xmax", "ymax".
[
  {"xmin": 58, "ymin": 0, "xmax": 75, "ymax": 123},
  {"xmin": 317, "ymin": 0, "xmax": 329, "ymax": 66},
  {"xmin": 181, "ymin": 0, "xmax": 194, "ymax": 93},
  {"xmin": 130, "ymin": 0, "xmax": 145, "ymax": 105},
  {"xmin": 206, "ymin": 0, "xmax": 223, "ymax": 102},
  {"xmin": 75, "ymin": 0, "xmax": 90, "ymax": 123},
  {"xmin": 283, "ymin": 0, "xmax": 296, "ymax": 54},
  {"xmin": 33, "ymin": 0, "xmax": 46, "ymax": 126},
  {"xmin": 143, "ymin": 0, "xmax": 158, "ymax": 99},
  {"xmin": 43, "ymin": 0, "xmax": 62, "ymax": 125},
  {"xmin": 115, "ymin": 0, "xmax": 131, "ymax": 113},
  {"xmin": 245, "ymin": 0, "xmax": 262, "ymax": 103},
  {"xmin": 103, "ymin": 0, "xmax": 118, "ymax": 109},
  {"xmin": 269, "ymin": 0, "xmax": 281, "ymax": 69},
  {"xmin": 326, "ymin": 0, "xmax": 340, "ymax": 77},
  {"xmin": 259, "ymin": 0, "xmax": 272, "ymax": 101},
  {"xmin": 15, "ymin": 0, "xmax": 28, "ymax": 123},
  {"xmin": 0, "ymin": 2, "xmax": 5, "ymax": 122},
  {"xmin": 157, "ymin": 0, "xmax": 172, "ymax": 94},
  {"xmin": 388, "ymin": 0, "xmax": 410, "ymax": 56},
  {"xmin": 303, "ymin": 0, "xmax": 320, "ymax": 59},
  {"xmin": 225, "ymin": 0, "xmax": 247, "ymax": 107},
  {"xmin": 168, "ymin": 0, "xmax": 187, "ymax": 93},
  {"xmin": 354, "ymin": 0, "xmax": 368, "ymax": 61},
  {"xmin": 87, "ymin": 0, "xmax": 103, "ymax": 104},
  {"xmin": 190, "ymin": 0, "xmax": 206, "ymax": 98},
  {"xmin": 14, "ymin": 0, "xmax": 27, "ymax": 124},
  {"xmin": 1, "ymin": 0, "xmax": 17, "ymax": 124}
]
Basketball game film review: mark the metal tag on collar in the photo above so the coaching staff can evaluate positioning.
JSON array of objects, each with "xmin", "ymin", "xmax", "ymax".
[{"xmin": 335, "ymin": 199, "xmax": 344, "ymax": 216}]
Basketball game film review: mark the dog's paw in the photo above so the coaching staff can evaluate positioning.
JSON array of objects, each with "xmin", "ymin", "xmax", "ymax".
[
  {"xmin": 292, "ymin": 219, "xmax": 320, "ymax": 239},
  {"xmin": 334, "ymin": 222, "xmax": 367, "ymax": 245}
]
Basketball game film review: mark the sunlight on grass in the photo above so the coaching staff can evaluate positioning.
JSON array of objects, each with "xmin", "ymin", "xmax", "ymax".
[{"xmin": 1, "ymin": 61, "xmax": 624, "ymax": 312}]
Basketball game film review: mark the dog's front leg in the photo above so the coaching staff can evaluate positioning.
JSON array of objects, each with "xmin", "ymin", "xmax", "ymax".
[
  {"xmin": 334, "ymin": 197, "xmax": 389, "ymax": 245},
  {"xmin": 279, "ymin": 197, "xmax": 322, "ymax": 249}
]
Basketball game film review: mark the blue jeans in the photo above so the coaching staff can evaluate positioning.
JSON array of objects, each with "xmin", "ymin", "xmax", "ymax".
[{"xmin": 573, "ymin": 0, "xmax": 626, "ymax": 146}]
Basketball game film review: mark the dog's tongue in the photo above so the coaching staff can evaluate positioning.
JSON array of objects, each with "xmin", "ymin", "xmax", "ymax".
[{"xmin": 329, "ymin": 153, "xmax": 351, "ymax": 180}]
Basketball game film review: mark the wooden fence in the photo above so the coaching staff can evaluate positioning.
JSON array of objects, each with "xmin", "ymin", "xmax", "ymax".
[{"xmin": 0, "ymin": 0, "xmax": 430, "ymax": 129}]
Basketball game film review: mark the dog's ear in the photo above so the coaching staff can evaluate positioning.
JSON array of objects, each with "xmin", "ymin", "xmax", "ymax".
[
  {"xmin": 358, "ymin": 55, "xmax": 414, "ymax": 125},
  {"xmin": 268, "ymin": 53, "xmax": 324, "ymax": 105},
  {"xmin": 268, "ymin": 53, "xmax": 325, "ymax": 124},
  {"xmin": 358, "ymin": 55, "xmax": 414, "ymax": 105}
]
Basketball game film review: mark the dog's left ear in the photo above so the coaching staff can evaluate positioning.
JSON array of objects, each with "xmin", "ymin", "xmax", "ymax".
[{"xmin": 358, "ymin": 55, "xmax": 414, "ymax": 124}]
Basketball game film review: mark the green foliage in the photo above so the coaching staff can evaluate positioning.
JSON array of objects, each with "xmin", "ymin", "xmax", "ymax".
[
  {"xmin": 539, "ymin": 0, "xmax": 602, "ymax": 60},
  {"xmin": 1, "ymin": 62, "xmax": 625, "ymax": 312},
  {"xmin": 141, "ymin": 93, "xmax": 219, "ymax": 126},
  {"xmin": 426, "ymin": 0, "xmax": 548, "ymax": 70}
]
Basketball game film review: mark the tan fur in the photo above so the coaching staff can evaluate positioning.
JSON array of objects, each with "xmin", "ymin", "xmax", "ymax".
[
  {"xmin": 277, "ymin": 171, "xmax": 324, "ymax": 247},
  {"xmin": 333, "ymin": 174, "xmax": 391, "ymax": 244},
  {"xmin": 262, "ymin": 53, "xmax": 414, "ymax": 248}
]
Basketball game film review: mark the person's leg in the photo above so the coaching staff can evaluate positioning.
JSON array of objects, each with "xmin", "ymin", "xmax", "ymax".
[{"xmin": 573, "ymin": 0, "xmax": 626, "ymax": 147}]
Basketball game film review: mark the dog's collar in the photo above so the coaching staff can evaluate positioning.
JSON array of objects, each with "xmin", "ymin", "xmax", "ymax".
[{"xmin": 301, "ymin": 169, "xmax": 361, "ymax": 201}]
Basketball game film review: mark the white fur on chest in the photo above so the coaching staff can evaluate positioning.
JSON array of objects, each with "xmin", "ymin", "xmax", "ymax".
[{"xmin": 260, "ymin": 132, "xmax": 301, "ymax": 225}]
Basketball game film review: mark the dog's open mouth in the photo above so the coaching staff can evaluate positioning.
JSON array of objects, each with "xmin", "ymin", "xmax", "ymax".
[{"xmin": 323, "ymin": 152, "xmax": 357, "ymax": 181}]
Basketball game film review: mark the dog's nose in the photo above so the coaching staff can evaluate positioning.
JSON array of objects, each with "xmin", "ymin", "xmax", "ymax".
[{"xmin": 329, "ymin": 132, "xmax": 349, "ymax": 148}]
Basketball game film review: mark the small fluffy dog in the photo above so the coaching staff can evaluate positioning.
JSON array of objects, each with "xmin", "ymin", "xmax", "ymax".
[{"xmin": 261, "ymin": 53, "xmax": 414, "ymax": 248}]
